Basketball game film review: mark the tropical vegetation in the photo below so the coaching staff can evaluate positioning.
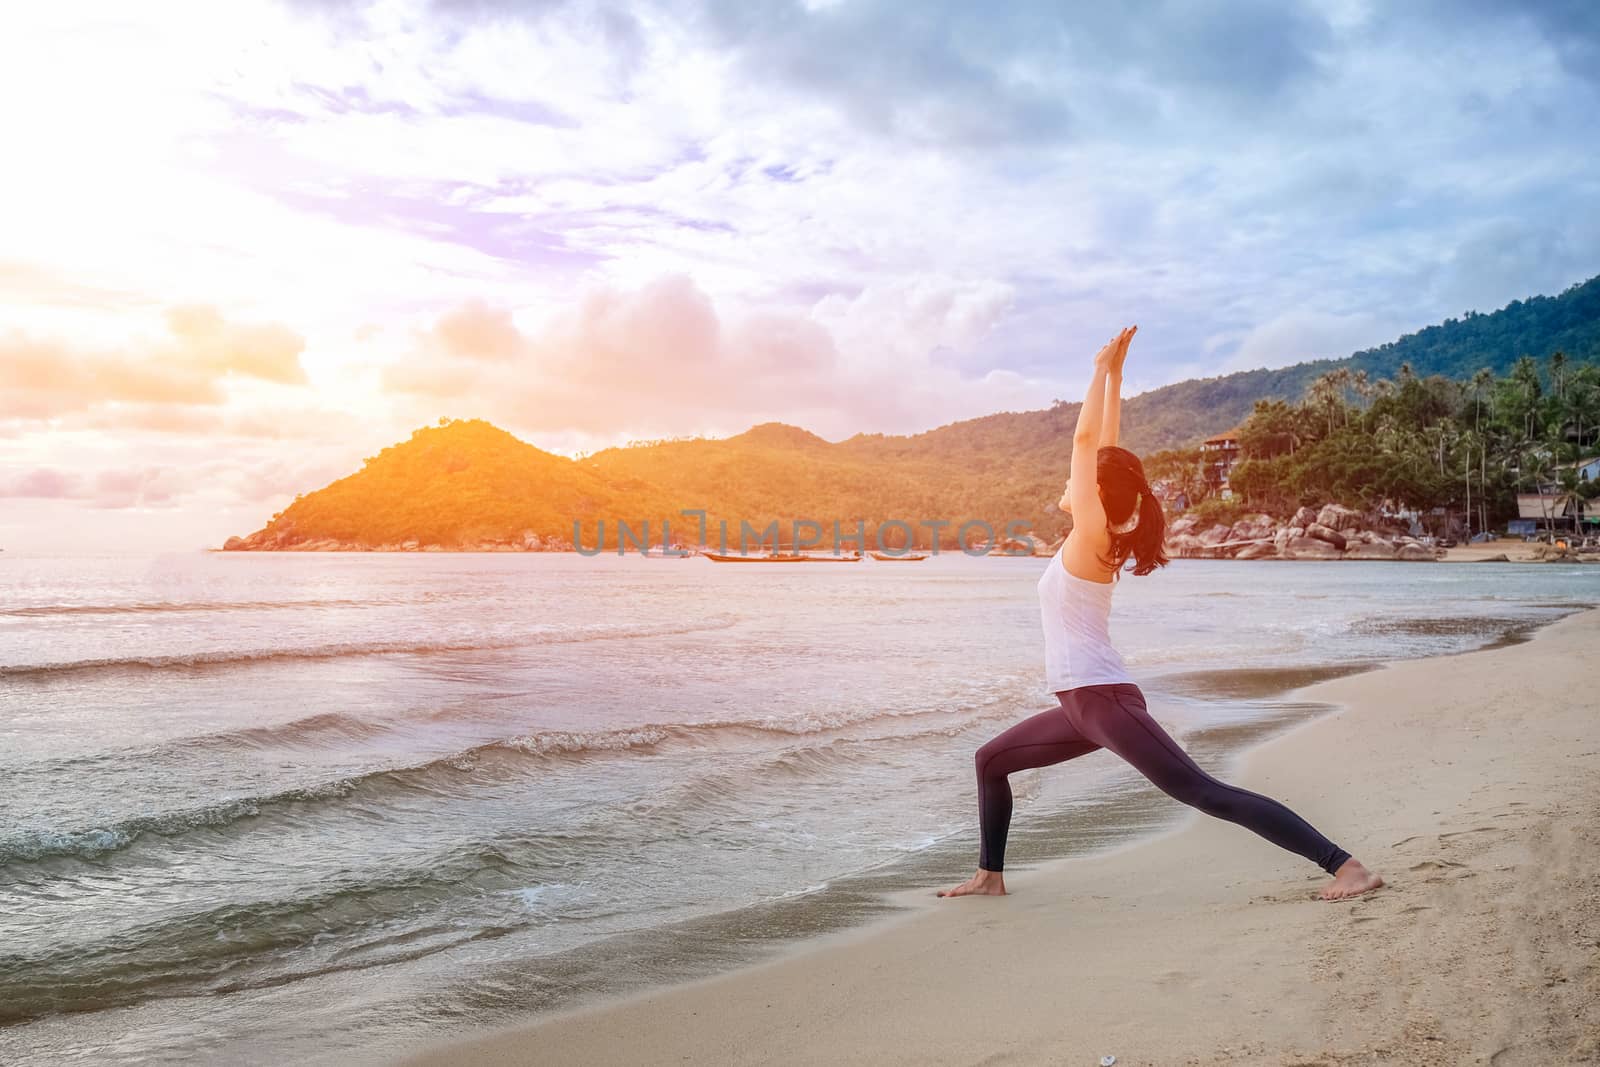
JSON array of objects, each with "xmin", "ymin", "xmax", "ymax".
[{"xmin": 1220, "ymin": 355, "xmax": 1600, "ymax": 535}]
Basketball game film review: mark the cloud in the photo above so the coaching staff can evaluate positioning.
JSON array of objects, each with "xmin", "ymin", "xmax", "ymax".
[
  {"xmin": 0, "ymin": 306, "xmax": 307, "ymax": 424},
  {"xmin": 163, "ymin": 305, "xmax": 307, "ymax": 383},
  {"xmin": 0, "ymin": 468, "xmax": 81, "ymax": 499},
  {"xmin": 382, "ymin": 273, "xmax": 1038, "ymax": 437},
  {"xmin": 430, "ymin": 298, "xmax": 527, "ymax": 360},
  {"xmin": 1432, "ymin": 218, "xmax": 1600, "ymax": 320},
  {"xmin": 1225, "ymin": 309, "xmax": 1406, "ymax": 373},
  {"xmin": 0, "ymin": 464, "xmax": 183, "ymax": 509},
  {"xmin": 89, "ymin": 467, "xmax": 185, "ymax": 510},
  {"xmin": 703, "ymin": 0, "xmax": 1336, "ymax": 146}
]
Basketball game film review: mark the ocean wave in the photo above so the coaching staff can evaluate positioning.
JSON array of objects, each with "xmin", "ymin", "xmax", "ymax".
[
  {"xmin": 0, "ymin": 615, "xmax": 741, "ymax": 678},
  {"xmin": 0, "ymin": 779, "xmax": 363, "ymax": 865},
  {"xmin": 0, "ymin": 723, "xmax": 780, "ymax": 866},
  {"xmin": 0, "ymin": 597, "xmax": 380, "ymax": 618},
  {"xmin": 0, "ymin": 843, "xmax": 534, "ymax": 1024},
  {"xmin": 189, "ymin": 710, "xmax": 399, "ymax": 750},
  {"xmin": 1, "ymin": 698, "xmax": 1032, "ymax": 867}
]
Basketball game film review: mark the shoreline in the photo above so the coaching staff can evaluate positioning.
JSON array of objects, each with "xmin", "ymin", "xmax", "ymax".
[
  {"xmin": 202, "ymin": 543, "xmax": 1592, "ymax": 564},
  {"xmin": 398, "ymin": 608, "xmax": 1600, "ymax": 1067}
]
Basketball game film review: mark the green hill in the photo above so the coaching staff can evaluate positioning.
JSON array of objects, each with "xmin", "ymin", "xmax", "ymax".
[
  {"xmin": 1093, "ymin": 273, "xmax": 1600, "ymax": 453},
  {"xmin": 228, "ymin": 419, "xmax": 678, "ymax": 550},
  {"xmin": 227, "ymin": 274, "xmax": 1600, "ymax": 550}
]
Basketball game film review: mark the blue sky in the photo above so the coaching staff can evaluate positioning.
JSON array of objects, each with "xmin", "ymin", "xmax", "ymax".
[{"xmin": 2, "ymin": 0, "xmax": 1598, "ymax": 549}]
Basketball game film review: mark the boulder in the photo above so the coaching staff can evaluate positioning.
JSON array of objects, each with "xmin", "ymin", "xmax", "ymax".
[
  {"xmin": 1396, "ymin": 543, "xmax": 1438, "ymax": 561},
  {"xmin": 296, "ymin": 538, "xmax": 340, "ymax": 551},
  {"xmin": 1305, "ymin": 523, "xmax": 1347, "ymax": 550},
  {"xmin": 1228, "ymin": 513, "xmax": 1277, "ymax": 542},
  {"xmin": 1474, "ymin": 553, "xmax": 1511, "ymax": 563},
  {"xmin": 1168, "ymin": 515, "xmax": 1200, "ymax": 538},
  {"xmin": 1291, "ymin": 505, "xmax": 1319, "ymax": 529},
  {"xmin": 1282, "ymin": 536, "xmax": 1341, "ymax": 560},
  {"xmin": 1273, "ymin": 526, "xmax": 1304, "ymax": 552},
  {"xmin": 222, "ymin": 536, "xmax": 247, "ymax": 551},
  {"xmin": 1343, "ymin": 540, "xmax": 1397, "ymax": 560},
  {"xmin": 1198, "ymin": 523, "xmax": 1234, "ymax": 547},
  {"xmin": 1317, "ymin": 503, "xmax": 1364, "ymax": 531},
  {"xmin": 1235, "ymin": 543, "xmax": 1278, "ymax": 560},
  {"xmin": 998, "ymin": 535, "xmax": 1048, "ymax": 556},
  {"xmin": 1166, "ymin": 534, "xmax": 1206, "ymax": 558}
]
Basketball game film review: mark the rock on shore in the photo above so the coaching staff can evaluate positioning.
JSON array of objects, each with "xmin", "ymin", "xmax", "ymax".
[
  {"xmin": 220, "ymin": 523, "xmax": 576, "ymax": 552},
  {"xmin": 1165, "ymin": 506, "xmax": 1444, "ymax": 562}
]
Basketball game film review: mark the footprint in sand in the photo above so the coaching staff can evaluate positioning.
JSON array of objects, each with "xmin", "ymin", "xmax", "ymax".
[
  {"xmin": 1439, "ymin": 826, "xmax": 1498, "ymax": 839},
  {"xmin": 1408, "ymin": 860, "xmax": 1465, "ymax": 871}
]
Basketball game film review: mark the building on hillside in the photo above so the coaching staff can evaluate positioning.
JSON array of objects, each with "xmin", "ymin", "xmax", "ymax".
[
  {"xmin": 1565, "ymin": 455, "xmax": 1600, "ymax": 482},
  {"xmin": 1201, "ymin": 425, "xmax": 1244, "ymax": 499}
]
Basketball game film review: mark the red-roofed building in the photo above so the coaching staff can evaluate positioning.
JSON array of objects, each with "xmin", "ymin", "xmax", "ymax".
[{"xmin": 1201, "ymin": 424, "xmax": 1245, "ymax": 498}]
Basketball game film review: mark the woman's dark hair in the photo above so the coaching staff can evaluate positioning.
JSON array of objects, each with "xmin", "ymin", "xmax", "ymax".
[{"xmin": 1097, "ymin": 445, "xmax": 1168, "ymax": 576}]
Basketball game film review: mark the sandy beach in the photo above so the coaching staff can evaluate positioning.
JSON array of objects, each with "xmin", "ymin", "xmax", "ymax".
[
  {"xmin": 1440, "ymin": 542, "xmax": 1589, "ymax": 563},
  {"xmin": 400, "ymin": 608, "xmax": 1600, "ymax": 1067}
]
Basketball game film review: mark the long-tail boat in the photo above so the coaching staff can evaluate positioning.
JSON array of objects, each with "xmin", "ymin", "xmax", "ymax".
[{"xmin": 702, "ymin": 551, "xmax": 861, "ymax": 563}]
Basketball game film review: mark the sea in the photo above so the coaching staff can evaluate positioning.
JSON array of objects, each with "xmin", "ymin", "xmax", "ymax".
[{"xmin": 0, "ymin": 550, "xmax": 1592, "ymax": 1065}]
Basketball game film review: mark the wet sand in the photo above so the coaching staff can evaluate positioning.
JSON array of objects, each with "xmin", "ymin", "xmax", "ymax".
[{"xmin": 399, "ymin": 609, "xmax": 1600, "ymax": 1066}]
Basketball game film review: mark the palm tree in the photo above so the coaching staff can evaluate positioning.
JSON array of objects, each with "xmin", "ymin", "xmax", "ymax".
[
  {"xmin": 1550, "ymin": 468, "xmax": 1585, "ymax": 543},
  {"xmin": 1332, "ymin": 367, "xmax": 1355, "ymax": 428},
  {"xmin": 1510, "ymin": 355, "xmax": 1542, "ymax": 441},
  {"xmin": 1471, "ymin": 367, "xmax": 1494, "ymax": 434},
  {"xmin": 1564, "ymin": 372, "xmax": 1600, "ymax": 454}
]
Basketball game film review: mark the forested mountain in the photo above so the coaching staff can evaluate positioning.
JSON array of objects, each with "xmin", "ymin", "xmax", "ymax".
[
  {"xmin": 227, "ymin": 275, "xmax": 1600, "ymax": 550},
  {"xmin": 227, "ymin": 419, "xmax": 680, "ymax": 549},
  {"xmin": 1054, "ymin": 272, "xmax": 1600, "ymax": 454}
]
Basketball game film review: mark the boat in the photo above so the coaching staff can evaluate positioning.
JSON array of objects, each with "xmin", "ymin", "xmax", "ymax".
[
  {"xmin": 702, "ymin": 551, "xmax": 862, "ymax": 563},
  {"xmin": 870, "ymin": 551, "xmax": 927, "ymax": 561}
]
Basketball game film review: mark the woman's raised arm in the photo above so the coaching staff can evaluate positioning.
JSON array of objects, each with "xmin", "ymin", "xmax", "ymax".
[
  {"xmin": 1100, "ymin": 337, "xmax": 1129, "ymax": 449},
  {"xmin": 1069, "ymin": 326, "xmax": 1136, "ymax": 524}
]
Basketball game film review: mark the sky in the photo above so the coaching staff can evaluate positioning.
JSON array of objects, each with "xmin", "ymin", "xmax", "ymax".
[{"xmin": 2, "ymin": 0, "xmax": 1598, "ymax": 552}]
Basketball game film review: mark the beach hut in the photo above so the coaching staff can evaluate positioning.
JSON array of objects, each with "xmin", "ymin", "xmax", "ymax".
[{"xmin": 1516, "ymin": 490, "xmax": 1593, "ymax": 531}]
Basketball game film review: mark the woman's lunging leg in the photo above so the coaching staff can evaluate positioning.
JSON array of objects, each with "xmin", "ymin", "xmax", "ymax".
[
  {"xmin": 938, "ymin": 706, "xmax": 1099, "ymax": 897},
  {"xmin": 973, "ymin": 707, "xmax": 1099, "ymax": 872},
  {"xmin": 1063, "ymin": 685, "xmax": 1351, "ymax": 875}
]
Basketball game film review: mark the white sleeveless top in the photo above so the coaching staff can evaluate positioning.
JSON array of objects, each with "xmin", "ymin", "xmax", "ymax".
[{"xmin": 1037, "ymin": 546, "xmax": 1133, "ymax": 693}]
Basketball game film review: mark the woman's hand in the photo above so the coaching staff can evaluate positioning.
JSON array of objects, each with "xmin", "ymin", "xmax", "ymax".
[{"xmin": 1094, "ymin": 325, "xmax": 1137, "ymax": 373}]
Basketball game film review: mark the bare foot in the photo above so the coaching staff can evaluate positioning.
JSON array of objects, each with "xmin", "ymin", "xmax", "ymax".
[
  {"xmin": 937, "ymin": 869, "xmax": 1007, "ymax": 897},
  {"xmin": 1318, "ymin": 858, "xmax": 1383, "ymax": 901}
]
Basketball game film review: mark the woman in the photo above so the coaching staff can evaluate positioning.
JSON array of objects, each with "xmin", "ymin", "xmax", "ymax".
[{"xmin": 939, "ymin": 326, "xmax": 1382, "ymax": 902}]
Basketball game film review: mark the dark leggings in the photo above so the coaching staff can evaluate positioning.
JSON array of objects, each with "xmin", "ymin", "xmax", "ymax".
[{"xmin": 975, "ymin": 683, "xmax": 1351, "ymax": 875}]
